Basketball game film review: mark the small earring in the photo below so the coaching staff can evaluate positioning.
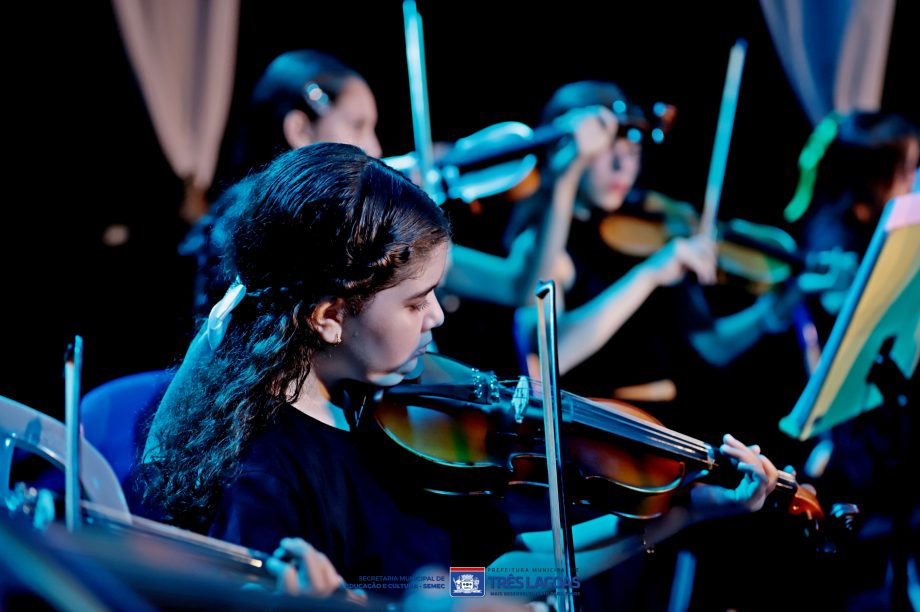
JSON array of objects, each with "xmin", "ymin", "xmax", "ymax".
[{"xmin": 334, "ymin": 333, "xmax": 342, "ymax": 345}]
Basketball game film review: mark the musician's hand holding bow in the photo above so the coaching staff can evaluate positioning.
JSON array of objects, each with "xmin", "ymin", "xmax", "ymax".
[
  {"xmin": 266, "ymin": 537, "xmax": 368, "ymax": 605},
  {"xmin": 549, "ymin": 105, "xmax": 619, "ymax": 175},
  {"xmin": 643, "ymin": 235, "xmax": 719, "ymax": 288}
]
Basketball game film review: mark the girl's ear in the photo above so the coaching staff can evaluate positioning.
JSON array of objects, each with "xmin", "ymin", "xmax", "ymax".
[
  {"xmin": 283, "ymin": 109, "xmax": 315, "ymax": 149},
  {"xmin": 309, "ymin": 297, "xmax": 347, "ymax": 345}
]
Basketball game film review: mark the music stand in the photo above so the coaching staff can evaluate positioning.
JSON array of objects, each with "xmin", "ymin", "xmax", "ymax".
[
  {"xmin": 779, "ymin": 193, "xmax": 918, "ymax": 611},
  {"xmin": 780, "ymin": 194, "xmax": 918, "ymax": 441}
]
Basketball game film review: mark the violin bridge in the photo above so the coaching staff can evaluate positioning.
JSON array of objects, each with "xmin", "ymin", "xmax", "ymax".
[{"xmin": 512, "ymin": 376, "xmax": 530, "ymax": 423}]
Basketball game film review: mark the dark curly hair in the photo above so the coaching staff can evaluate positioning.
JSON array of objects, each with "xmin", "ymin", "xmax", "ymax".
[
  {"xmin": 184, "ymin": 51, "xmax": 368, "ymax": 320},
  {"xmin": 140, "ymin": 142, "xmax": 451, "ymax": 529}
]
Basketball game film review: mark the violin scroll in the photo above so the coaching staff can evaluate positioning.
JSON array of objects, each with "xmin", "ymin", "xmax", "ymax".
[
  {"xmin": 808, "ymin": 502, "xmax": 861, "ymax": 554},
  {"xmin": 766, "ymin": 471, "xmax": 861, "ymax": 554},
  {"xmin": 613, "ymin": 99, "xmax": 677, "ymax": 144}
]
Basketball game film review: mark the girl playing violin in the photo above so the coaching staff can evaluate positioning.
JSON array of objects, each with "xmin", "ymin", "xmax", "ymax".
[
  {"xmin": 140, "ymin": 142, "xmax": 780, "ymax": 607},
  {"xmin": 508, "ymin": 81, "xmax": 806, "ymax": 418}
]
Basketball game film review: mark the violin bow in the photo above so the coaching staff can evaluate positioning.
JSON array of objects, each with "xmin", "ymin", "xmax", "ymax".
[
  {"xmin": 402, "ymin": 0, "xmax": 442, "ymax": 203},
  {"xmin": 699, "ymin": 38, "xmax": 747, "ymax": 240},
  {"xmin": 699, "ymin": 40, "xmax": 829, "ymax": 399},
  {"xmin": 535, "ymin": 280, "xmax": 578, "ymax": 612}
]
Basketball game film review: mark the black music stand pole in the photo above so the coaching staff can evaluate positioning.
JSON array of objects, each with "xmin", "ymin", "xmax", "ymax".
[{"xmin": 867, "ymin": 337, "xmax": 913, "ymax": 612}]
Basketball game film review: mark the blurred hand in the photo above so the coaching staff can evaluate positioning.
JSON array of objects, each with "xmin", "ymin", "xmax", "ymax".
[
  {"xmin": 801, "ymin": 248, "xmax": 858, "ymax": 290},
  {"xmin": 758, "ymin": 246, "xmax": 858, "ymax": 333},
  {"xmin": 266, "ymin": 537, "xmax": 366, "ymax": 605},
  {"xmin": 550, "ymin": 106, "xmax": 619, "ymax": 173},
  {"xmin": 570, "ymin": 106, "xmax": 619, "ymax": 161},
  {"xmin": 645, "ymin": 235, "xmax": 717, "ymax": 287}
]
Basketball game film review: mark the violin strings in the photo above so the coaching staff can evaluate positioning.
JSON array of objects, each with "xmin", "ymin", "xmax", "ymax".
[
  {"xmin": 571, "ymin": 398, "xmax": 712, "ymax": 463},
  {"xmin": 500, "ymin": 379, "xmax": 712, "ymax": 463}
]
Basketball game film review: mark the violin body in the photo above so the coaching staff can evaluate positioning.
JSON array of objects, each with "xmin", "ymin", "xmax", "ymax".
[
  {"xmin": 598, "ymin": 191, "xmax": 698, "ymax": 256},
  {"xmin": 362, "ymin": 384, "xmax": 684, "ymax": 520},
  {"xmin": 351, "ymin": 353, "xmax": 822, "ymax": 522},
  {"xmin": 598, "ymin": 190, "xmax": 852, "ymax": 291}
]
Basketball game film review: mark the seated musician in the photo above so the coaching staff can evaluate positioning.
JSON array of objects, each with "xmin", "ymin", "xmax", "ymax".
[{"xmin": 139, "ymin": 143, "xmax": 782, "ymax": 606}]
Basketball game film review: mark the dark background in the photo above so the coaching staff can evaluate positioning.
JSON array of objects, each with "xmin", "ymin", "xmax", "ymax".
[{"xmin": 3, "ymin": 0, "xmax": 918, "ymax": 421}]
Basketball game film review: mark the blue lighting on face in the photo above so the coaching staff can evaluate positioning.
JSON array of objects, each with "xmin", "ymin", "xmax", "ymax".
[
  {"xmin": 627, "ymin": 128, "xmax": 642, "ymax": 143},
  {"xmin": 652, "ymin": 128, "xmax": 664, "ymax": 144}
]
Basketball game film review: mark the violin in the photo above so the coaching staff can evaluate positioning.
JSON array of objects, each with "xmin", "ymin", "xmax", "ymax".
[
  {"xmin": 598, "ymin": 191, "xmax": 859, "ymax": 291},
  {"xmin": 348, "ymin": 353, "xmax": 830, "ymax": 527},
  {"xmin": 384, "ymin": 101, "xmax": 677, "ymax": 206},
  {"xmin": 594, "ymin": 38, "xmax": 851, "ymax": 294}
]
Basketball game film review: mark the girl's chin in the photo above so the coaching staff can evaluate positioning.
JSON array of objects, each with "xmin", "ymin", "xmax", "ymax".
[
  {"xmin": 404, "ymin": 355, "xmax": 425, "ymax": 380},
  {"xmin": 597, "ymin": 195, "xmax": 625, "ymax": 212},
  {"xmin": 367, "ymin": 371, "xmax": 407, "ymax": 387},
  {"xmin": 368, "ymin": 356, "xmax": 422, "ymax": 387}
]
